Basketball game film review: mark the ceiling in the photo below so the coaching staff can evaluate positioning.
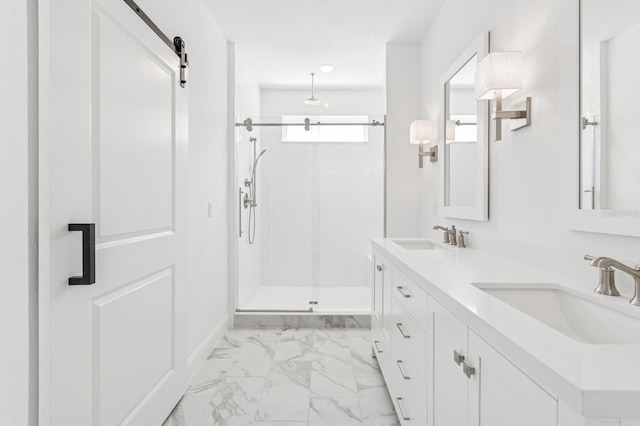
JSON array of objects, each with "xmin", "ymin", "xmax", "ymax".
[{"xmin": 205, "ymin": 0, "xmax": 445, "ymax": 88}]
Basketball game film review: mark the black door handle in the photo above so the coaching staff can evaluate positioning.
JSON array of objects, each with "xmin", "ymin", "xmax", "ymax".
[{"xmin": 68, "ymin": 223, "xmax": 96, "ymax": 285}]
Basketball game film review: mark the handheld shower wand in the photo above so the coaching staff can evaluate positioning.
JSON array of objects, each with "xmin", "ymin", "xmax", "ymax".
[{"xmin": 244, "ymin": 141, "xmax": 267, "ymax": 245}]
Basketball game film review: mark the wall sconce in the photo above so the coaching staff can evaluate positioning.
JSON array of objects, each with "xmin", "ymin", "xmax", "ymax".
[
  {"xmin": 410, "ymin": 120, "xmax": 438, "ymax": 168},
  {"xmin": 475, "ymin": 51, "xmax": 531, "ymax": 141},
  {"xmin": 445, "ymin": 120, "xmax": 456, "ymax": 143}
]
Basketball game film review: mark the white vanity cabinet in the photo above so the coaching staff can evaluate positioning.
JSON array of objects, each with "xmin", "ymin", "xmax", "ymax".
[
  {"xmin": 388, "ymin": 266, "xmax": 427, "ymax": 425},
  {"xmin": 372, "ymin": 250, "xmax": 392, "ymax": 373},
  {"xmin": 427, "ymin": 296, "xmax": 557, "ymax": 426},
  {"xmin": 371, "ymin": 250, "xmax": 427, "ymax": 425}
]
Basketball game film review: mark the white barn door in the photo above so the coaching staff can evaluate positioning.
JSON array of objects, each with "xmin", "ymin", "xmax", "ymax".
[{"xmin": 43, "ymin": 0, "xmax": 188, "ymax": 424}]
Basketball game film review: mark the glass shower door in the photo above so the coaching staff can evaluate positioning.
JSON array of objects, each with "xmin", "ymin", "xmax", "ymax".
[
  {"xmin": 234, "ymin": 114, "xmax": 385, "ymax": 314},
  {"xmin": 235, "ymin": 116, "xmax": 315, "ymax": 312}
]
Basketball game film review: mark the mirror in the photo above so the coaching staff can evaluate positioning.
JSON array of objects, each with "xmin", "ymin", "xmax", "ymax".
[
  {"xmin": 441, "ymin": 33, "xmax": 489, "ymax": 221},
  {"xmin": 575, "ymin": 0, "xmax": 640, "ymax": 236},
  {"xmin": 580, "ymin": 0, "xmax": 640, "ymax": 211}
]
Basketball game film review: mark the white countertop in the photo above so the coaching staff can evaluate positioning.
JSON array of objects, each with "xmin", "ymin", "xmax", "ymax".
[{"xmin": 372, "ymin": 238, "xmax": 640, "ymax": 418}]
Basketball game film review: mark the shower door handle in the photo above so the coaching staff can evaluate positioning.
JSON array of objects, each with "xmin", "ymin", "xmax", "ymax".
[
  {"xmin": 238, "ymin": 187, "xmax": 243, "ymax": 237},
  {"xmin": 68, "ymin": 223, "xmax": 96, "ymax": 285}
]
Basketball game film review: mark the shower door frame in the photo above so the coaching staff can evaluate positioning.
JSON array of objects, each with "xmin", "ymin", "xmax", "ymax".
[{"xmin": 229, "ymin": 115, "xmax": 388, "ymax": 315}]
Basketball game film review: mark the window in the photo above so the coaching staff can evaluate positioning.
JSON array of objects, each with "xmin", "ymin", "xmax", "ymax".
[
  {"xmin": 450, "ymin": 114, "xmax": 477, "ymax": 143},
  {"xmin": 281, "ymin": 115, "xmax": 369, "ymax": 143}
]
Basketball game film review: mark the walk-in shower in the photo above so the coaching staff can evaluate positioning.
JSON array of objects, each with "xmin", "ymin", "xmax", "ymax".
[{"xmin": 234, "ymin": 101, "xmax": 385, "ymax": 315}]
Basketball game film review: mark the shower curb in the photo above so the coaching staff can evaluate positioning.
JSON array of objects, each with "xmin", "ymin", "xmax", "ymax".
[{"xmin": 232, "ymin": 313, "xmax": 370, "ymax": 329}]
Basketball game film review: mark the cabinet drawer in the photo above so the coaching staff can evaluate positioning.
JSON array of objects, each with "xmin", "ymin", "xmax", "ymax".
[
  {"xmin": 391, "ymin": 297, "xmax": 427, "ymax": 381},
  {"xmin": 391, "ymin": 369, "xmax": 427, "ymax": 426},
  {"xmin": 392, "ymin": 266, "xmax": 428, "ymax": 333}
]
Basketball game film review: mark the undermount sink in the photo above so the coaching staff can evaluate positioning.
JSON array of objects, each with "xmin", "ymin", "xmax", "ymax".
[
  {"xmin": 391, "ymin": 239, "xmax": 444, "ymax": 250},
  {"xmin": 473, "ymin": 283, "xmax": 640, "ymax": 345}
]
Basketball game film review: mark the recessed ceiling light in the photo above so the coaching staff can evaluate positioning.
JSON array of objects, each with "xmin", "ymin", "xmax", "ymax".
[{"xmin": 320, "ymin": 64, "xmax": 334, "ymax": 73}]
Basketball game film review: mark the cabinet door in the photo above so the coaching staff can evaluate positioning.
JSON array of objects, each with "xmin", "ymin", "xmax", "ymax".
[
  {"xmin": 468, "ymin": 331, "xmax": 557, "ymax": 426},
  {"xmin": 371, "ymin": 251, "xmax": 389, "ymax": 373},
  {"xmin": 373, "ymin": 252, "xmax": 385, "ymax": 323},
  {"xmin": 429, "ymin": 297, "xmax": 468, "ymax": 426}
]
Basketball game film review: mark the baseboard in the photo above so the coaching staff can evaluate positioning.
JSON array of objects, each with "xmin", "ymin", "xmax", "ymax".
[{"xmin": 187, "ymin": 315, "xmax": 230, "ymax": 380}]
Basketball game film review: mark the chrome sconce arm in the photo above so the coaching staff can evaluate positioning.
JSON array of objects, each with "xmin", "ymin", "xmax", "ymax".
[
  {"xmin": 410, "ymin": 120, "xmax": 439, "ymax": 168},
  {"xmin": 418, "ymin": 143, "xmax": 438, "ymax": 168},
  {"xmin": 492, "ymin": 95, "xmax": 532, "ymax": 141}
]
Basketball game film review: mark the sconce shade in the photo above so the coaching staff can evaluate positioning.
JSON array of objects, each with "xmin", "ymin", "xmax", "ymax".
[
  {"xmin": 445, "ymin": 120, "xmax": 456, "ymax": 141},
  {"xmin": 475, "ymin": 52, "xmax": 523, "ymax": 100},
  {"xmin": 410, "ymin": 120, "xmax": 436, "ymax": 144}
]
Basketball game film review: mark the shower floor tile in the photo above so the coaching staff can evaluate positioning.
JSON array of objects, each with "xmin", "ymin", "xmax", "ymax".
[{"xmin": 163, "ymin": 328, "xmax": 399, "ymax": 426}]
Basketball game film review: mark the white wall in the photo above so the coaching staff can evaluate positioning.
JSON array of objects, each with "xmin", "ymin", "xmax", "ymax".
[
  {"xmin": 177, "ymin": 0, "xmax": 231, "ymax": 365},
  {"xmin": 133, "ymin": 0, "xmax": 231, "ymax": 371},
  {"xmin": 386, "ymin": 44, "xmax": 423, "ymax": 237},
  {"xmin": 418, "ymin": 0, "xmax": 640, "ymax": 294},
  {"xmin": 604, "ymin": 23, "xmax": 640, "ymax": 209},
  {"xmin": 0, "ymin": 1, "xmax": 38, "ymax": 424},
  {"xmin": 257, "ymin": 89, "xmax": 384, "ymax": 289},
  {"xmin": 231, "ymin": 47, "xmax": 262, "ymax": 308}
]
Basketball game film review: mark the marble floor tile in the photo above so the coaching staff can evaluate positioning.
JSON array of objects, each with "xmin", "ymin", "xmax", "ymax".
[
  {"xmin": 270, "ymin": 359, "xmax": 312, "ymax": 388},
  {"xmin": 347, "ymin": 334, "xmax": 373, "ymax": 355},
  {"xmin": 253, "ymin": 423, "xmax": 307, "ymax": 426},
  {"xmin": 311, "ymin": 347, "xmax": 357, "ymax": 396},
  {"xmin": 195, "ymin": 377, "xmax": 264, "ymax": 426},
  {"xmin": 187, "ymin": 358, "xmax": 236, "ymax": 397},
  {"xmin": 256, "ymin": 378, "xmax": 310, "ymax": 422},
  {"xmin": 278, "ymin": 328, "xmax": 315, "ymax": 347},
  {"xmin": 273, "ymin": 347, "xmax": 313, "ymax": 363},
  {"xmin": 362, "ymin": 414, "xmax": 402, "ymax": 426},
  {"xmin": 162, "ymin": 394, "xmax": 210, "ymax": 426},
  {"xmin": 351, "ymin": 348, "xmax": 381, "ymax": 377},
  {"xmin": 309, "ymin": 396, "xmax": 363, "ymax": 426},
  {"xmin": 356, "ymin": 376, "xmax": 399, "ymax": 426},
  {"xmin": 313, "ymin": 329, "xmax": 350, "ymax": 348},
  {"xmin": 310, "ymin": 370, "xmax": 358, "ymax": 397},
  {"xmin": 224, "ymin": 345, "xmax": 273, "ymax": 377},
  {"xmin": 171, "ymin": 327, "xmax": 398, "ymax": 425}
]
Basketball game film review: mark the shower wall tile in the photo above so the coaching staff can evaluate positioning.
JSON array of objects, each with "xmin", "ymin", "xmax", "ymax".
[{"xmin": 258, "ymin": 89, "xmax": 384, "ymax": 291}]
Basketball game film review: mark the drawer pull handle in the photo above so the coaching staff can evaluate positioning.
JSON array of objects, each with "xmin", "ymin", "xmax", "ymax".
[
  {"xmin": 396, "ymin": 286, "xmax": 411, "ymax": 298},
  {"xmin": 396, "ymin": 397, "xmax": 410, "ymax": 421},
  {"xmin": 376, "ymin": 264, "xmax": 383, "ymax": 272},
  {"xmin": 396, "ymin": 323, "xmax": 411, "ymax": 339},
  {"xmin": 396, "ymin": 360, "xmax": 410, "ymax": 380},
  {"xmin": 453, "ymin": 350, "xmax": 465, "ymax": 366},
  {"xmin": 374, "ymin": 340, "xmax": 383, "ymax": 354},
  {"xmin": 462, "ymin": 361, "xmax": 476, "ymax": 378}
]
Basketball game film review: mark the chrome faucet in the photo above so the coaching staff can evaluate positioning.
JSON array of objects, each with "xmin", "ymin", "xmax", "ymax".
[
  {"xmin": 457, "ymin": 230, "xmax": 469, "ymax": 248},
  {"xmin": 433, "ymin": 225, "xmax": 450, "ymax": 244},
  {"xmin": 585, "ymin": 255, "xmax": 640, "ymax": 305},
  {"xmin": 449, "ymin": 225, "xmax": 457, "ymax": 246}
]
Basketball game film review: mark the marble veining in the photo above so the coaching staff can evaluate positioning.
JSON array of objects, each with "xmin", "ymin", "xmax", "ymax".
[
  {"xmin": 163, "ymin": 328, "xmax": 399, "ymax": 426},
  {"xmin": 233, "ymin": 314, "xmax": 371, "ymax": 329}
]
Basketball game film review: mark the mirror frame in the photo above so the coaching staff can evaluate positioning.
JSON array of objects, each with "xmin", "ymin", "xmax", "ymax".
[
  {"xmin": 565, "ymin": 0, "xmax": 640, "ymax": 237},
  {"xmin": 440, "ymin": 32, "xmax": 489, "ymax": 221}
]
